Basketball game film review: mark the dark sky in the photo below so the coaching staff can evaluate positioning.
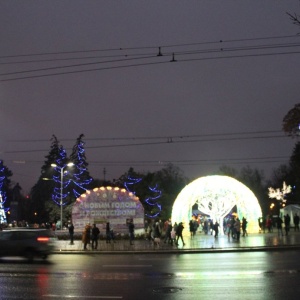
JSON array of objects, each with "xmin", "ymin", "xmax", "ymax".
[{"xmin": 1, "ymin": 1, "xmax": 300, "ymax": 194}]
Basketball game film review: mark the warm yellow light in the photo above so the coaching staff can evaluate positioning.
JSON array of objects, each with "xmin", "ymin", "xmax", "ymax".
[{"xmin": 171, "ymin": 175, "xmax": 262, "ymax": 234}]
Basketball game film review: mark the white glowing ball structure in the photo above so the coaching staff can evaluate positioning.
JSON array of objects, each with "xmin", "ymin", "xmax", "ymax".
[{"xmin": 171, "ymin": 175, "xmax": 262, "ymax": 234}]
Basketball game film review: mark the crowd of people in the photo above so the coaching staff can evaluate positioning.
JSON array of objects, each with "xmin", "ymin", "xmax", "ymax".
[
  {"xmin": 3, "ymin": 212, "xmax": 299, "ymax": 250},
  {"xmin": 258, "ymin": 213, "xmax": 300, "ymax": 236}
]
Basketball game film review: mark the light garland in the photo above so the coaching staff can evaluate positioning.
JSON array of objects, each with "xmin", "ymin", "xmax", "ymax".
[
  {"xmin": 0, "ymin": 160, "xmax": 9, "ymax": 213},
  {"xmin": 125, "ymin": 175, "xmax": 162, "ymax": 218}
]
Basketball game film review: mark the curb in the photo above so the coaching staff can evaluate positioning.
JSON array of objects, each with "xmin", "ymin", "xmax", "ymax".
[{"xmin": 52, "ymin": 244, "xmax": 300, "ymax": 255}]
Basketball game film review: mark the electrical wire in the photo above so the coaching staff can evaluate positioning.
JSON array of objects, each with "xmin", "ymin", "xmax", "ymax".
[{"xmin": 1, "ymin": 35, "xmax": 299, "ymax": 82}]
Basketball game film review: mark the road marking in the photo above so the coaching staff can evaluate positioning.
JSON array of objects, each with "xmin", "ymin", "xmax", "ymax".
[
  {"xmin": 102, "ymin": 265, "xmax": 152, "ymax": 268},
  {"xmin": 43, "ymin": 295, "xmax": 122, "ymax": 299}
]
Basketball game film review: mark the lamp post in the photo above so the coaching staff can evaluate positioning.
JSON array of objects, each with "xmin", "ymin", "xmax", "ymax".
[{"xmin": 51, "ymin": 162, "xmax": 74, "ymax": 230}]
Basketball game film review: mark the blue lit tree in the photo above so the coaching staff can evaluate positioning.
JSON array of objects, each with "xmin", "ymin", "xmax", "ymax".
[
  {"xmin": 0, "ymin": 160, "xmax": 13, "ymax": 214},
  {"xmin": 0, "ymin": 194, "xmax": 7, "ymax": 224},
  {"xmin": 69, "ymin": 134, "xmax": 93, "ymax": 198},
  {"xmin": 51, "ymin": 146, "xmax": 72, "ymax": 206},
  {"xmin": 124, "ymin": 175, "xmax": 142, "ymax": 195},
  {"xmin": 124, "ymin": 170, "xmax": 162, "ymax": 218},
  {"xmin": 144, "ymin": 184, "xmax": 162, "ymax": 218}
]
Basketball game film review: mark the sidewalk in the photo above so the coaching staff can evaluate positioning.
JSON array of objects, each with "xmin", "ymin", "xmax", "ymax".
[{"xmin": 53, "ymin": 230, "xmax": 300, "ymax": 254}]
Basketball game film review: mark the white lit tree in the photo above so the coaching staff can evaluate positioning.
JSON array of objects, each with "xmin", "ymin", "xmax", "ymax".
[{"xmin": 268, "ymin": 181, "xmax": 291, "ymax": 203}]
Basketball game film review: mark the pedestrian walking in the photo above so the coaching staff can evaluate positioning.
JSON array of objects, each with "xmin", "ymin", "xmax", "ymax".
[
  {"xmin": 68, "ymin": 222, "xmax": 74, "ymax": 245},
  {"xmin": 175, "ymin": 222, "xmax": 185, "ymax": 246},
  {"xmin": 128, "ymin": 219, "xmax": 135, "ymax": 245},
  {"xmin": 277, "ymin": 216, "xmax": 284, "ymax": 236},
  {"xmin": 164, "ymin": 220, "xmax": 172, "ymax": 244},
  {"xmin": 234, "ymin": 218, "xmax": 241, "ymax": 241},
  {"xmin": 284, "ymin": 214, "xmax": 291, "ymax": 236},
  {"xmin": 242, "ymin": 217, "xmax": 248, "ymax": 237},
  {"xmin": 82, "ymin": 223, "xmax": 91, "ymax": 250},
  {"xmin": 189, "ymin": 219, "xmax": 194, "ymax": 238},
  {"xmin": 91, "ymin": 224, "xmax": 100, "ymax": 250},
  {"xmin": 213, "ymin": 221, "xmax": 219, "ymax": 238}
]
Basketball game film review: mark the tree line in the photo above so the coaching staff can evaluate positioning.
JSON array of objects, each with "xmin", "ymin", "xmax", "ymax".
[{"xmin": 1, "ymin": 103, "xmax": 300, "ymax": 225}]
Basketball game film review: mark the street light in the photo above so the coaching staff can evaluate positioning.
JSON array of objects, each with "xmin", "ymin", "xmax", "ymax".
[{"xmin": 51, "ymin": 162, "xmax": 74, "ymax": 230}]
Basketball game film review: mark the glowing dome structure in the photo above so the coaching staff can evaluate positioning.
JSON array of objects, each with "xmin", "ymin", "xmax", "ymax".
[{"xmin": 171, "ymin": 175, "xmax": 262, "ymax": 234}]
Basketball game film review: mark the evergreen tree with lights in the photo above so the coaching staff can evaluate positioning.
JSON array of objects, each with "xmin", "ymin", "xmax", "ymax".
[
  {"xmin": 123, "ymin": 169, "xmax": 162, "ymax": 218},
  {"xmin": 69, "ymin": 134, "xmax": 93, "ymax": 198},
  {"xmin": 0, "ymin": 160, "xmax": 13, "ymax": 215},
  {"xmin": 0, "ymin": 193, "xmax": 7, "ymax": 224},
  {"xmin": 51, "ymin": 146, "xmax": 72, "ymax": 206},
  {"xmin": 30, "ymin": 135, "xmax": 61, "ymax": 223}
]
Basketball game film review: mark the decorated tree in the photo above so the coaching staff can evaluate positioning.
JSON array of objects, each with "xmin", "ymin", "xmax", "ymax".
[
  {"xmin": 0, "ymin": 194, "xmax": 7, "ymax": 224},
  {"xmin": 118, "ymin": 164, "xmax": 187, "ymax": 220},
  {"xmin": 30, "ymin": 135, "xmax": 61, "ymax": 223},
  {"xmin": 0, "ymin": 160, "xmax": 13, "ymax": 213},
  {"xmin": 69, "ymin": 134, "xmax": 93, "ymax": 198},
  {"xmin": 51, "ymin": 146, "xmax": 71, "ymax": 205},
  {"xmin": 124, "ymin": 173, "xmax": 162, "ymax": 218}
]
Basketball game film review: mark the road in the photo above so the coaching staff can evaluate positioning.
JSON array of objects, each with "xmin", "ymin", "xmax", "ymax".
[{"xmin": 1, "ymin": 251, "xmax": 300, "ymax": 299}]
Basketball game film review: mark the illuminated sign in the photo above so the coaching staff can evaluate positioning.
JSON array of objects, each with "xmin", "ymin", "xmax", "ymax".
[{"xmin": 72, "ymin": 187, "xmax": 144, "ymax": 234}]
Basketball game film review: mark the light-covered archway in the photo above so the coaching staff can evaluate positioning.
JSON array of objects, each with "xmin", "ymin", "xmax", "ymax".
[{"xmin": 171, "ymin": 175, "xmax": 262, "ymax": 234}]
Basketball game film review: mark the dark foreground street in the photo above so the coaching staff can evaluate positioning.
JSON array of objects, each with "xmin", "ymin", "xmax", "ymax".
[{"xmin": 1, "ymin": 251, "xmax": 300, "ymax": 299}]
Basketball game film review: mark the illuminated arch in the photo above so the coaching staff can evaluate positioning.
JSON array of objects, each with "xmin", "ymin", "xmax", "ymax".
[{"xmin": 171, "ymin": 175, "xmax": 262, "ymax": 234}]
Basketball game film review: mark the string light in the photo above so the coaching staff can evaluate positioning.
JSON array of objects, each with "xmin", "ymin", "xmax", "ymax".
[
  {"xmin": 0, "ymin": 160, "xmax": 9, "ymax": 215},
  {"xmin": 125, "ymin": 175, "xmax": 162, "ymax": 218},
  {"xmin": 51, "ymin": 147, "xmax": 72, "ymax": 206},
  {"xmin": 70, "ymin": 135, "xmax": 93, "ymax": 197}
]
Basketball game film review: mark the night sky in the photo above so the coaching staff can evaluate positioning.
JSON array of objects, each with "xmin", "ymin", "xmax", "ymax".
[{"xmin": 1, "ymin": 1, "xmax": 300, "ymax": 194}]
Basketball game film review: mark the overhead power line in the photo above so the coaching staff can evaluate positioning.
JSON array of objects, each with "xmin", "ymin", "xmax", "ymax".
[
  {"xmin": 6, "ymin": 130, "xmax": 283, "ymax": 143},
  {"xmin": 0, "ymin": 34, "xmax": 297, "ymax": 59},
  {"xmin": 1, "ymin": 35, "xmax": 299, "ymax": 82},
  {"xmin": 2, "ymin": 131, "xmax": 289, "ymax": 154}
]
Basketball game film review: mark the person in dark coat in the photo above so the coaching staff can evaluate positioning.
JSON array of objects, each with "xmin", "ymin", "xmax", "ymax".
[
  {"xmin": 242, "ymin": 217, "xmax": 248, "ymax": 237},
  {"xmin": 175, "ymin": 222, "xmax": 185, "ymax": 246},
  {"xmin": 91, "ymin": 224, "xmax": 100, "ymax": 250},
  {"xmin": 128, "ymin": 220, "xmax": 135, "ymax": 245},
  {"xmin": 277, "ymin": 216, "xmax": 283, "ymax": 236},
  {"xmin": 284, "ymin": 214, "xmax": 291, "ymax": 236},
  {"xmin": 68, "ymin": 222, "xmax": 74, "ymax": 245},
  {"xmin": 213, "ymin": 221, "xmax": 220, "ymax": 238}
]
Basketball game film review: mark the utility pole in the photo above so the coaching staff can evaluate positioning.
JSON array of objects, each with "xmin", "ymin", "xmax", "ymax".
[{"xmin": 103, "ymin": 168, "xmax": 106, "ymax": 181}]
